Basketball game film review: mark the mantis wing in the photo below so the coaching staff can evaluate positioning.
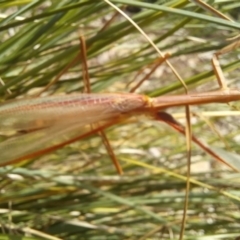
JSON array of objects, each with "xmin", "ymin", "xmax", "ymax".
[
  {"xmin": 0, "ymin": 93, "xmax": 144, "ymax": 132},
  {"xmin": 0, "ymin": 119, "xmax": 117, "ymax": 166}
]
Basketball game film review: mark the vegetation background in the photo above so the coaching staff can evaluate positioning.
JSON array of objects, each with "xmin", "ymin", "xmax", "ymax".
[{"xmin": 0, "ymin": 0, "xmax": 240, "ymax": 239}]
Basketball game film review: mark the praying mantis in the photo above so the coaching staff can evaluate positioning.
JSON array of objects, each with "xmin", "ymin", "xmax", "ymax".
[{"xmin": 1, "ymin": 86, "xmax": 240, "ymax": 170}]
